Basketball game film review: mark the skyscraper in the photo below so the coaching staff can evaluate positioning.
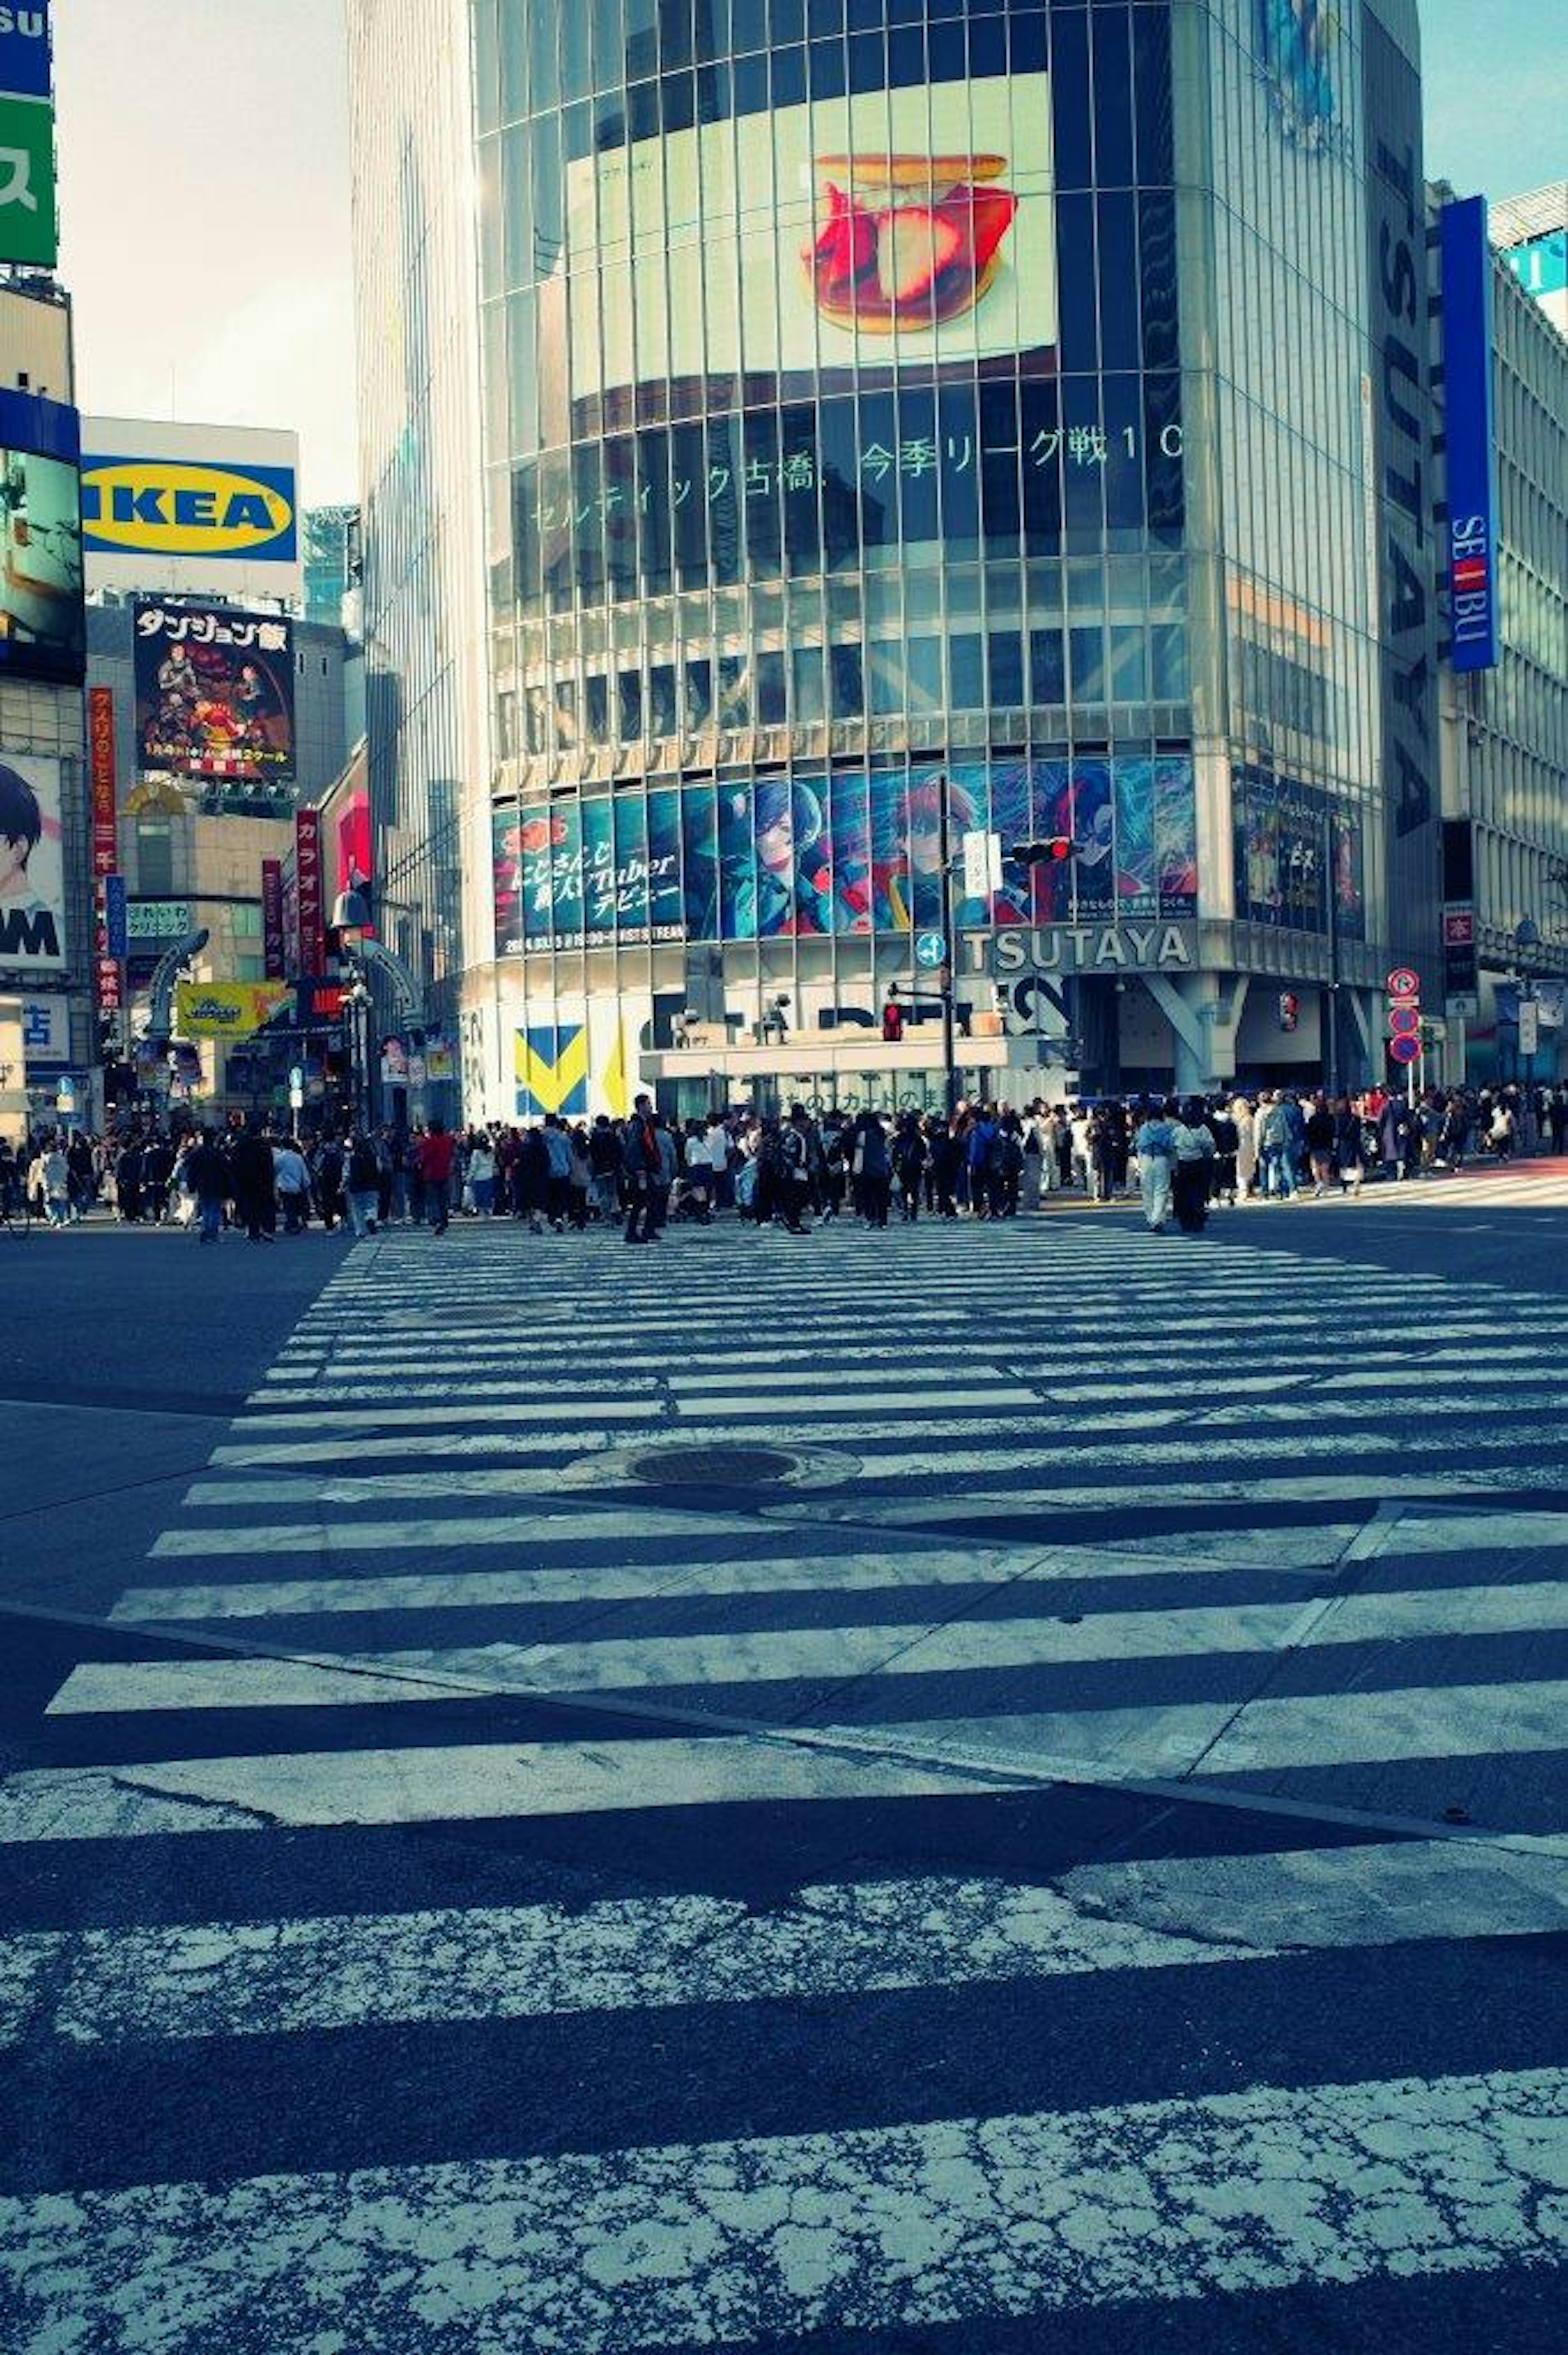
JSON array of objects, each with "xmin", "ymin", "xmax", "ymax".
[{"xmin": 349, "ymin": 0, "xmax": 1446, "ymax": 1118}]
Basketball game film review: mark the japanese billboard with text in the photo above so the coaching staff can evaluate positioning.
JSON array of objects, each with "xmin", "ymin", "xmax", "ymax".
[
  {"xmin": 493, "ymin": 756, "xmax": 1198, "ymax": 954},
  {"xmin": 132, "ymin": 601, "xmax": 295, "ymax": 792}
]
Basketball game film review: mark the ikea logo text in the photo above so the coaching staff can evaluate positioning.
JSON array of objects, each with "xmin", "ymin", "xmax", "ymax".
[{"xmin": 80, "ymin": 459, "xmax": 297, "ymax": 561}]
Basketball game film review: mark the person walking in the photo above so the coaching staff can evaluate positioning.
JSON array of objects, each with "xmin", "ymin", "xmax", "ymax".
[
  {"xmin": 1132, "ymin": 1100, "xmax": 1176, "ymax": 1232},
  {"xmin": 273, "ymin": 1135, "xmax": 312, "ymax": 1233},
  {"xmin": 541, "ymin": 1115, "xmax": 573, "ymax": 1229},
  {"xmin": 853, "ymin": 1109, "xmax": 891, "ymax": 1228},
  {"xmin": 588, "ymin": 1116, "xmax": 621, "ymax": 1222},
  {"xmin": 892, "ymin": 1112, "xmax": 927, "ymax": 1221},
  {"xmin": 777, "ymin": 1106, "xmax": 815, "ymax": 1233},
  {"xmin": 185, "ymin": 1128, "xmax": 229, "ymax": 1245},
  {"xmin": 414, "ymin": 1120, "xmax": 456, "ymax": 1234},
  {"xmin": 1231, "ymin": 1094, "xmax": 1258, "ymax": 1200},
  {"xmin": 621, "ymin": 1093, "xmax": 662, "ymax": 1244},
  {"xmin": 466, "ymin": 1131, "xmax": 497, "ymax": 1216},
  {"xmin": 344, "ymin": 1131, "xmax": 382, "ymax": 1237},
  {"xmin": 1303, "ymin": 1095, "xmax": 1336, "ymax": 1198},
  {"xmin": 1169, "ymin": 1101, "xmax": 1217, "ymax": 1234},
  {"xmin": 229, "ymin": 1122, "xmax": 277, "ymax": 1242}
]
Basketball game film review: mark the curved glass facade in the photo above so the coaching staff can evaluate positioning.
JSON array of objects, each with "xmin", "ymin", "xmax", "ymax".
[
  {"xmin": 475, "ymin": 0, "xmax": 1207, "ymax": 1065},
  {"xmin": 350, "ymin": 0, "xmax": 1431, "ymax": 1111}
]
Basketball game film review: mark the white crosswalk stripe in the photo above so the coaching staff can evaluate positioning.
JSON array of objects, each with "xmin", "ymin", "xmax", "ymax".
[{"xmin": 2, "ymin": 1212, "xmax": 1565, "ymax": 2350}]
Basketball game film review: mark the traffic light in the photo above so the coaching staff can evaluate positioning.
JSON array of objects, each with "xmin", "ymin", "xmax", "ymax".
[{"xmin": 1009, "ymin": 838, "xmax": 1078, "ymax": 866}]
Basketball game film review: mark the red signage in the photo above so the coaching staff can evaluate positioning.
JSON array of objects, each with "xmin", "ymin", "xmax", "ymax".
[
  {"xmin": 94, "ymin": 955, "xmax": 123, "ymax": 1012},
  {"xmin": 294, "ymin": 807, "xmax": 326, "ymax": 978},
  {"xmin": 1385, "ymin": 968, "xmax": 1420, "ymax": 999},
  {"xmin": 88, "ymin": 687, "xmax": 119, "ymax": 879},
  {"xmin": 261, "ymin": 858, "xmax": 286, "ymax": 979}
]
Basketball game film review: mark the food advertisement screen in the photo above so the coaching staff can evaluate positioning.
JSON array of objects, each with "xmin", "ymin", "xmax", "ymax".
[{"xmin": 562, "ymin": 73, "xmax": 1056, "ymax": 408}]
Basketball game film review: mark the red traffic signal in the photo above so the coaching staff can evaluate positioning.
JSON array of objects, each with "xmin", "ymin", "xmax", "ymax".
[{"xmin": 1009, "ymin": 838, "xmax": 1077, "ymax": 866}]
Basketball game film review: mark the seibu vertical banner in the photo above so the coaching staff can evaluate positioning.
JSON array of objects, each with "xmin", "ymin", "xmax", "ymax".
[
  {"xmin": 261, "ymin": 857, "xmax": 285, "ymax": 978},
  {"xmin": 1440, "ymin": 195, "xmax": 1500, "ymax": 673},
  {"xmin": 294, "ymin": 807, "xmax": 326, "ymax": 976},
  {"xmin": 88, "ymin": 685, "xmax": 118, "ymax": 877}
]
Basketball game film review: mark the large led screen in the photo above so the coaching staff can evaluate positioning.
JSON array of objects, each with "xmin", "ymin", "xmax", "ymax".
[
  {"xmin": 494, "ymin": 755, "xmax": 1197, "ymax": 954},
  {"xmin": 0, "ymin": 444, "xmax": 84, "ymax": 685},
  {"xmin": 1232, "ymin": 764, "xmax": 1365, "ymax": 939},
  {"xmin": 560, "ymin": 74, "xmax": 1056, "ymax": 409}
]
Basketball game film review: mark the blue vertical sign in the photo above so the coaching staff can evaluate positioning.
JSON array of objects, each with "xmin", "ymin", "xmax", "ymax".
[
  {"xmin": 102, "ymin": 873, "xmax": 127, "ymax": 958},
  {"xmin": 0, "ymin": 4, "xmax": 52, "ymax": 99},
  {"xmin": 1440, "ymin": 196, "xmax": 1500, "ymax": 674}
]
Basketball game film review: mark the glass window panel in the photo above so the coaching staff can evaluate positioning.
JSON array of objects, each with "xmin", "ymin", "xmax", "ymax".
[
  {"xmin": 617, "ymin": 667, "xmax": 645, "ymax": 740},
  {"xmin": 1149, "ymin": 622, "xmax": 1187, "ymax": 699},
  {"xmin": 1096, "ymin": 193, "xmax": 1139, "ymax": 371},
  {"xmin": 682, "ymin": 655, "xmax": 711, "ymax": 728},
  {"xmin": 988, "ymin": 631, "xmax": 1024, "ymax": 705},
  {"xmin": 1055, "ymin": 194, "xmax": 1098, "ymax": 374},
  {"xmin": 1029, "ymin": 627, "xmax": 1066, "ymax": 702},
  {"xmin": 1090, "ymin": 3, "xmax": 1134, "ymax": 185},
  {"xmin": 868, "ymin": 642, "xmax": 905, "ymax": 714},
  {"xmin": 1069, "ymin": 624, "xmax": 1106, "ymax": 702},
  {"xmin": 1109, "ymin": 623, "xmax": 1147, "ymax": 700},
  {"xmin": 829, "ymin": 641, "xmax": 864, "ymax": 717},
  {"xmin": 1049, "ymin": 7, "xmax": 1092, "ymax": 190},
  {"xmin": 1132, "ymin": 0, "xmax": 1174, "ymax": 185},
  {"xmin": 755, "ymin": 649, "xmax": 788, "ymax": 723},
  {"xmin": 791, "ymin": 641, "xmax": 825, "ymax": 722},
  {"xmin": 949, "ymin": 633, "xmax": 984, "ymax": 707},
  {"xmin": 905, "ymin": 636, "xmax": 943, "ymax": 712},
  {"xmin": 649, "ymin": 661, "xmax": 679, "ymax": 734}
]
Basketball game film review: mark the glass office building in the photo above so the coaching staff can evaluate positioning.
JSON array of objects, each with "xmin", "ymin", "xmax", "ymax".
[{"xmin": 351, "ymin": 0, "xmax": 1438, "ymax": 1118}]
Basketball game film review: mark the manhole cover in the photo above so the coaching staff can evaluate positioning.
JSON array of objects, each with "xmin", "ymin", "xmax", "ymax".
[{"xmin": 628, "ymin": 1444, "xmax": 799, "ymax": 1488}]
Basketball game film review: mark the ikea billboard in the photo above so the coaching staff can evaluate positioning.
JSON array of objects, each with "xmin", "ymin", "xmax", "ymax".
[{"xmin": 80, "ymin": 417, "xmax": 301, "ymax": 601}]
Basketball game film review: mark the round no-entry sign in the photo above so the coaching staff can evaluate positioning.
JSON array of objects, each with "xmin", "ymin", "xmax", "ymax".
[
  {"xmin": 1389, "ymin": 1033, "xmax": 1421, "ymax": 1064},
  {"xmin": 1386, "ymin": 967, "xmax": 1420, "ymax": 998}
]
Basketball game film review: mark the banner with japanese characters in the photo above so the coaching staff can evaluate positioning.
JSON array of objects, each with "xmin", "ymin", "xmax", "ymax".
[
  {"xmin": 131, "ymin": 600, "xmax": 295, "ymax": 792},
  {"xmin": 493, "ymin": 755, "xmax": 1200, "ymax": 954}
]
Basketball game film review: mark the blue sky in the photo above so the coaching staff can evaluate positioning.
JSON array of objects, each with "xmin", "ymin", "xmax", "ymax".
[{"xmin": 53, "ymin": 1, "xmax": 1567, "ymax": 505}]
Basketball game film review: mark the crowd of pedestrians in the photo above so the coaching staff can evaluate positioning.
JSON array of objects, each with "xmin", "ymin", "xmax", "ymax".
[{"xmin": 2, "ymin": 1078, "xmax": 1559, "ymax": 1241}]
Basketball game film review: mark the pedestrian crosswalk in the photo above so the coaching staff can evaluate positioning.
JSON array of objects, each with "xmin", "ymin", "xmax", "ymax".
[
  {"xmin": 1313, "ymin": 1161, "xmax": 1568, "ymax": 1211},
  {"xmin": 1, "ymin": 1214, "xmax": 1565, "ymax": 2351}
]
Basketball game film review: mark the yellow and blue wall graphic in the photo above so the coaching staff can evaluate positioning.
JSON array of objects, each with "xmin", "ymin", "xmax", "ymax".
[{"xmin": 513, "ymin": 1019, "xmax": 630, "ymax": 1119}]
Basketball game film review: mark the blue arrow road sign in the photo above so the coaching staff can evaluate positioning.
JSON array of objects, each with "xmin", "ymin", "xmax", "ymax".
[{"xmin": 915, "ymin": 931, "xmax": 947, "ymax": 969}]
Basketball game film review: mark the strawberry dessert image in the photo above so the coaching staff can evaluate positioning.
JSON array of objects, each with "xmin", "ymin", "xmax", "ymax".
[{"xmin": 802, "ymin": 154, "xmax": 1019, "ymax": 330}]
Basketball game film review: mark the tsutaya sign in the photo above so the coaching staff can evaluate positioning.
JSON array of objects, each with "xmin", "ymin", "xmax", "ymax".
[{"xmin": 978, "ymin": 924, "xmax": 1197, "ymax": 976}]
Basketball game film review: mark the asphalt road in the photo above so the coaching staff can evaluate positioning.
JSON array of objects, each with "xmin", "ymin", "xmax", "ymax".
[{"xmin": 0, "ymin": 1171, "xmax": 1564, "ymax": 2353}]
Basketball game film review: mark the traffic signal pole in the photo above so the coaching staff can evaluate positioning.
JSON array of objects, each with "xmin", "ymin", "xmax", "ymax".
[{"xmin": 938, "ymin": 774, "xmax": 958, "ymax": 1117}]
